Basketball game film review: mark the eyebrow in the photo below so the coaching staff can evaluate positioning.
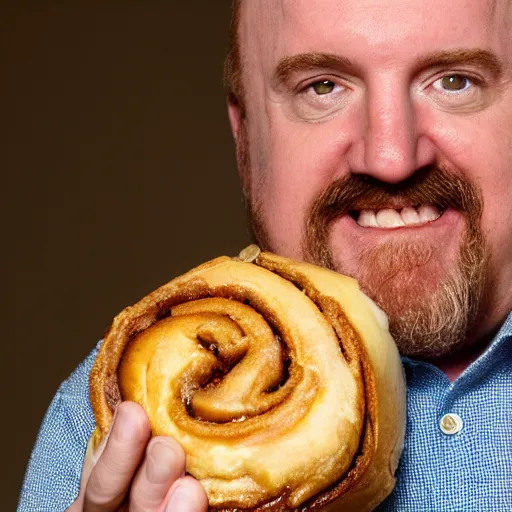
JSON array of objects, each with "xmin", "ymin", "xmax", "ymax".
[
  {"xmin": 273, "ymin": 53, "xmax": 357, "ymax": 87},
  {"xmin": 415, "ymin": 49, "xmax": 503, "ymax": 78},
  {"xmin": 272, "ymin": 49, "xmax": 503, "ymax": 87}
]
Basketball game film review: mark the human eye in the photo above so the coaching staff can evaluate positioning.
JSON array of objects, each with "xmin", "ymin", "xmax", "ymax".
[
  {"xmin": 309, "ymin": 79, "xmax": 338, "ymax": 95},
  {"xmin": 303, "ymin": 78, "xmax": 345, "ymax": 99},
  {"xmin": 425, "ymin": 72, "xmax": 488, "ymax": 111},
  {"xmin": 290, "ymin": 77, "xmax": 349, "ymax": 121},
  {"xmin": 432, "ymin": 74, "xmax": 474, "ymax": 94}
]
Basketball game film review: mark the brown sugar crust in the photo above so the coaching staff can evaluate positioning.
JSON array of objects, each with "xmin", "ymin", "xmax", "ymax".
[{"xmin": 89, "ymin": 252, "xmax": 406, "ymax": 512}]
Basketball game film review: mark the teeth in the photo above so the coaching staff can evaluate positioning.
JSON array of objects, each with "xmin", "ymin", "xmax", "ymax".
[
  {"xmin": 376, "ymin": 209, "xmax": 405, "ymax": 228},
  {"xmin": 400, "ymin": 206, "xmax": 421, "ymax": 225},
  {"xmin": 358, "ymin": 210, "xmax": 379, "ymax": 227},
  {"xmin": 418, "ymin": 205, "xmax": 442, "ymax": 223},
  {"xmin": 355, "ymin": 205, "xmax": 442, "ymax": 228}
]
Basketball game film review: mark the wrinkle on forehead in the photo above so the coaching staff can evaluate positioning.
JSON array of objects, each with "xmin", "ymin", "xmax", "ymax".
[
  {"xmin": 486, "ymin": 0, "xmax": 512, "ymax": 16},
  {"xmin": 486, "ymin": 0, "xmax": 512, "ymax": 33},
  {"xmin": 486, "ymin": 0, "xmax": 512, "ymax": 67}
]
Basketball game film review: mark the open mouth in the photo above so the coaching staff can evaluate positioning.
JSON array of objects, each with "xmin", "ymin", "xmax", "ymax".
[{"xmin": 349, "ymin": 205, "xmax": 444, "ymax": 229}]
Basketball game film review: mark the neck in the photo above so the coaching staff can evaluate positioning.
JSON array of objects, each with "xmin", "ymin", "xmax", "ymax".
[
  {"xmin": 434, "ymin": 321, "xmax": 501, "ymax": 381},
  {"xmin": 436, "ymin": 346, "xmax": 486, "ymax": 382}
]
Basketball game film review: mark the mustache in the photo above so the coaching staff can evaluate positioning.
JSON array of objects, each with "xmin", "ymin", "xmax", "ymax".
[
  {"xmin": 309, "ymin": 165, "xmax": 483, "ymax": 222},
  {"xmin": 303, "ymin": 165, "xmax": 483, "ymax": 268}
]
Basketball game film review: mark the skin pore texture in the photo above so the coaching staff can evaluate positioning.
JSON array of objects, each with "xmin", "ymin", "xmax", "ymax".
[{"xmin": 227, "ymin": 0, "xmax": 512, "ymax": 379}]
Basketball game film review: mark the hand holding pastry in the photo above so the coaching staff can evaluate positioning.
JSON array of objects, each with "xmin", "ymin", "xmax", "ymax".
[{"xmin": 67, "ymin": 401, "xmax": 207, "ymax": 512}]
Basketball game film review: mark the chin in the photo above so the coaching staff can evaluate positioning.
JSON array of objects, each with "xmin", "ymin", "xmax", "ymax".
[{"xmin": 333, "ymin": 239, "xmax": 484, "ymax": 360}]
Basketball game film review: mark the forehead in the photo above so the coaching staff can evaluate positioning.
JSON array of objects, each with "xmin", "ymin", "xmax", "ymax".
[{"xmin": 239, "ymin": 0, "xmax": 512, "ymax": 70}]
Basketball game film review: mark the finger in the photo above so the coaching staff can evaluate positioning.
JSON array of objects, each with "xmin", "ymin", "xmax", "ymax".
[
  {"xmin": 164, "ymin": 476, "xmax": 209, "ymax": 512},
  {"xmin": 83, "ymin": 411, "xmax": 117, "ymax": 485},
  {"xmin": 68, "ymin": 409, "xmax": 119, "ymax": 511},
  {"xmin": 129, "ymin": 437, "xmax": 186, "ymax": 511},
  {"xmin": 84, "ymin": 401, "xmax": 151, "ymax": 512}
]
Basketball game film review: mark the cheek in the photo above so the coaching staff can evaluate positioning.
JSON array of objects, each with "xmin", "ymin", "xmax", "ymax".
[
  {"xmin": 479, "ymin": 168, "xmax": 512, "ymax": 269},
  {"xmin": 475, "ymin": 157, "xmax": 512, "ymax": 306},
  {"xmin": 432, "ymin": 110, "xmax": 512, "ymax": 267},
  {"xmin": 251, "ymin": 121, "xmax": 350, "ymax": 258}
]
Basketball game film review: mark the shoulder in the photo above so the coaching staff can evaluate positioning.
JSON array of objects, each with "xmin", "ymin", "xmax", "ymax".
[
  {"xmin": 59, "ymin": 341, "xmax": 101, "ymax": 403},
  {"xmin": 18, "ymin": 343, "xmax": 102, "ymax": 511}
]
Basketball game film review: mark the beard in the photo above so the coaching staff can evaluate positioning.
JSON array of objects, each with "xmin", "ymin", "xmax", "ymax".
[{"xmin": 239, "ymin": 125, "xmax": 488, "ymax": 360}]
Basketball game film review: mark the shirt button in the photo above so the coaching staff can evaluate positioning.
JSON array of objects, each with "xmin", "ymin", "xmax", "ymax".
[{"xmin": 439, "ymin": 413, "xmax": 463, "ymax": 435}]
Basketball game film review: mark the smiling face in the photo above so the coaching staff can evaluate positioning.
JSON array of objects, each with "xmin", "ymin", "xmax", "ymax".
[{"xmin": 228, "ymin": 0, "xmax": 512, "ymax": 358}]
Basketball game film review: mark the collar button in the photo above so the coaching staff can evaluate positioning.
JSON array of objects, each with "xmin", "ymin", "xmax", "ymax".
[{"xmin": 440, "ymin": 413, "xmax": 463, "ymax": 435}]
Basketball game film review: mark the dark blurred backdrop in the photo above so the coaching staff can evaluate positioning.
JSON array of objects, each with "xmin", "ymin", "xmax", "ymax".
[{"xmin": 3, "ymin": 2, "xmax": 249, "ymax": 508}]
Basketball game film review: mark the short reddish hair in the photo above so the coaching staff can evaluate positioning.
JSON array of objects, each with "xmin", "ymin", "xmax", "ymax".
[{"xmin": 224, "ymin": 0, "xmax": 244, "ymax": 105}]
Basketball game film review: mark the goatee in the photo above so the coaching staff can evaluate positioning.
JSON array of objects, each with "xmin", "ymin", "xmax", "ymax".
[{"xmin": 247, "ymin": 165, "xmax": 488, "ymax": 360}]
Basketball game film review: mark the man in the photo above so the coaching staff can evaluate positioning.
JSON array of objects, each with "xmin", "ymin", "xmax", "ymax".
[{"xmin": 19, "ymin": 0, "xmax": 512, "ymax": 510}]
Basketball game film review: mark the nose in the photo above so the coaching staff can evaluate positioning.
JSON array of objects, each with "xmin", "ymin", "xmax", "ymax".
[{"xmin": 347, "ymin": 81, "xmax": 436, "ymax": 184}]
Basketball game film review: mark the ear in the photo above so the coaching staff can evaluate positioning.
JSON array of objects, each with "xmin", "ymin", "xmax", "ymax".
[
  {"xmin": 227, "ymin": 94, "xmax": 242, "ymax": 143},
  {"xmin": 227, "ymin": 95, "xmax": 250, "ymax": 190}
]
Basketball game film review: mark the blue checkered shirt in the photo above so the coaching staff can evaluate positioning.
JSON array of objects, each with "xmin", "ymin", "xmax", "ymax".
[{"xmin": 19, "ymin": 313, "xmax": 512, "ymax": 511}]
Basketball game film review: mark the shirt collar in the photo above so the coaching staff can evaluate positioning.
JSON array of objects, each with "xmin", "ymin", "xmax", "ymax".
[{"xmin": 401, "ymin": 310, "xmax": 512, "ymax": 380}]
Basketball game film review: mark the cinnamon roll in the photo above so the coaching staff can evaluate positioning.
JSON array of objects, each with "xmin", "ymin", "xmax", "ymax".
[{"xmin": 89, "ymin": 248, "xmax": 406, "ymax": 511}]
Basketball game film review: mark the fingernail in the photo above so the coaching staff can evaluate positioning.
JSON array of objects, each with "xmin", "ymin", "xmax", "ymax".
[
  {"xmin": 116, "ymin": 403, "xmax": 137, "ymax": 441},
  {"xmin": 167, "ymin": 484, "xmax": 196, "ymax": 511},
  {"xmin": 109, "ymin": 405, "xmax": 120, "ymax": 432},
  {"xmin": 147, "ymin": 441, "xmax": 176, "ymax": 484},
  {"xmin": 93, "ymin": 406, "xmax": 119, "ymax": 460},
  {"xmin": 112, "ymin": 403, "xmax": 120, "ymax": 422}
]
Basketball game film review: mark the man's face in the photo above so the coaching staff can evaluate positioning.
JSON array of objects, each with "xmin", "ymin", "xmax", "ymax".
[{"xmin": 230, "ymin": 0, "xmax": 512, "ymax": 358}]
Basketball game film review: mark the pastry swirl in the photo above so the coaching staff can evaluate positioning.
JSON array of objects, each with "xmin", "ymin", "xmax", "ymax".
[{"xmin": 90, "ymin": 250, "xmax": 406, "ymax": 511}]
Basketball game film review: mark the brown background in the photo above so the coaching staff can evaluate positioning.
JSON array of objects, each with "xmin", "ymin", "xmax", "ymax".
[{"xmin": 3, "ymin": 2, "xmax": 248, "ymax": 508}]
